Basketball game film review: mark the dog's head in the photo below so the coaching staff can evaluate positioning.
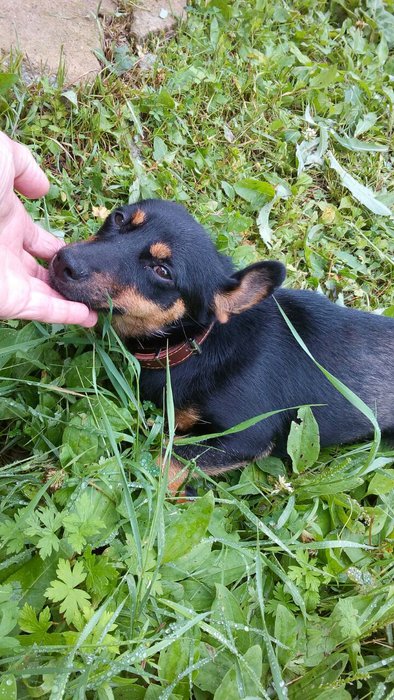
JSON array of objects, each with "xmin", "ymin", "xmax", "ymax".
[{"xmin": 49, "ymin": 199, "xmax": 286, "ymax": 337}]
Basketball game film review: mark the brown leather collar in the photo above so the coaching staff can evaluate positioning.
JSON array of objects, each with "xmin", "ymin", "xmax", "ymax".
[{"xmin": 134, "ymin": 323, "xmax": 214, "ymax": 370}]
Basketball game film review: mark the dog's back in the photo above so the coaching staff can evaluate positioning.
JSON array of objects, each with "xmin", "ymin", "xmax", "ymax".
[{"xmin": 250, "ymin": 290, "xmax": 394, "ymax": 446}]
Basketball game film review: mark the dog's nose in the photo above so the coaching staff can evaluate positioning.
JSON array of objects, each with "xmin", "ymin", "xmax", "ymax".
[{"xmin": 51, "ymin": 248, "xmax": 88, "ymax": 282}]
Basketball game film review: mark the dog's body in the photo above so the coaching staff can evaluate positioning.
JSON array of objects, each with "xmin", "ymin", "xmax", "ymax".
[
  {"xmin": 50, "ymin": 199, "xmax": 394, "ymax": 487},
  {"xmin": 139, "ymin": 289, "xmax": 394, "ymax": 459}
]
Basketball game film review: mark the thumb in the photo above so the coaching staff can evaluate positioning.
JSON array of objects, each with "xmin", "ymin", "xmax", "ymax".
[{"xmin": 2, "ymin": 132, "xmax": 50, "ymax": 198}]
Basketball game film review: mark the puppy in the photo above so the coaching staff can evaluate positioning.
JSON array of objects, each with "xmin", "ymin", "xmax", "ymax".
[{"xmin": 49, "ymin": 199, "xmax": 394, "ymax": 490}]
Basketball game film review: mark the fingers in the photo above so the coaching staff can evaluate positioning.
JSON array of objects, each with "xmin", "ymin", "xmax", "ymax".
[
  {"xmin": 24, "ymin": 219, "xmax": 65, "ymax": 260},
  {"xmin": 0, "ymin": 133, "xmax": 62, "ymax": 260},
  {"xmin": 9, "ymin": 276, "xmax": 97, "ymax": 326},
  {"xmin": 0, "ymin": 134, "xmax": 97, "ymax": 327},
  {"xmin": 11, "ymin": 195, "xmax": 65, "ymax": 259},
  {"xmin": 0, "ymin": 134, "xmax": 17, "ymax": 210},
  {"xmin": 22, "ymin": 250, "xmax": 52, "ymax": 282},
  {"xmin": 8, "ymin": 134, "xmax": 50, "ymax": 198}
]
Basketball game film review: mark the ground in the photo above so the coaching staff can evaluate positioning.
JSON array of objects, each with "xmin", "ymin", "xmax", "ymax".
[
  {"xmin": 0, "ymin": 0, "xmax": 393, "ymax": 698},
  {"xmin": 0, "ymin": 0, "xmax": 187, "ymax": 83}
]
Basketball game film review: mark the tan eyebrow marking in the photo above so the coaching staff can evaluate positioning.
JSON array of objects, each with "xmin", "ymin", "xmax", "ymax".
[
  {"xmin": 131, "ymin": 209, "xmax": 146, "ymax": 225},
  {"xmin": 150, "ymin": 242, "xmax": 172, "ymax": 259}
]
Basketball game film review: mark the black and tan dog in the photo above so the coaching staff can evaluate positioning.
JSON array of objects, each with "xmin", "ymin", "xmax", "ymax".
[{"xmin": 49, "ymin": 199, "xmax": 394, "ymax": 491}]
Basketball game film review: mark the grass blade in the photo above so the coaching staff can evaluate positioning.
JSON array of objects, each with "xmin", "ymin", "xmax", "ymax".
[
  {"xmin": 327, "ymin": 150, "xmax": 392, "ymax": 216},
  {"xmin": 274, "ymin": 298, "xmax": 381, "ymax": 463}
]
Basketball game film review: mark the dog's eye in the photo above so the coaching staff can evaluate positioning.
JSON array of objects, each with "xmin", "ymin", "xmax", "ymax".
[
  {"xmin": 114, "ymin": 211, "xmax": 124, "ymax": 226},
  {"xmin": 153, "ymin": 264, "xmax": 172, "ymax": 280}
]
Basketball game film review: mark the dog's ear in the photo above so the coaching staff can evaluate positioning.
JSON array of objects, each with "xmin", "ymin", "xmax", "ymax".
[{"xmin": 213, "ymin": 261, "xmax": 286, "ymax": 324}]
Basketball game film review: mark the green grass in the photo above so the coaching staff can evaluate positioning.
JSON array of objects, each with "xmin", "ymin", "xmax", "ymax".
[{"xmin": 0, "ymin": 0, "xmax": 394, "ymax": 697}]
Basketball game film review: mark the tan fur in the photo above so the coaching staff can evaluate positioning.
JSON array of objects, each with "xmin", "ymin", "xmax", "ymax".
[
  {"xmin": 175, "ymin": 407, "xmax": 200, "ymax": 433},
  {"xmin": 63, "ymin": 236, "xmax": 96, "ymax": 250},
  {"xmin": 131, "ymin": 209, "xmax": 146, "ymax": 225},
  {"xmin": 159, "ymin": 441, "xmax": 272, "ymax": 493},
  {"xmin": 202, "ymin": 461, "xmax": 248, "ymax": 475},
  {"xmin": 202, "ymin": 444, "xmax": 273, "ymax": 475},
  {"xmin": 150, "ymin": 242, "xmax": 172, "ymax": 259},
  {"xmin": 157, "ymin": 454, "xmax": 189, "ymax": 497},
  {"xmin": 112, "ymin": 288, "xmax": 185, "ymax": 337},
  {"xmin": 81, "ymin": 271, "xmax": 120, "ymax": 307},
  {"xmin": 213, "ymin": 269, "xmax": 273, "ymax": 323}
]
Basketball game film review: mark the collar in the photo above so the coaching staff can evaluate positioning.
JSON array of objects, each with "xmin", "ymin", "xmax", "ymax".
[{"xmin": 134, "ymin": 323, "xmax": 214, "ymax": 370}]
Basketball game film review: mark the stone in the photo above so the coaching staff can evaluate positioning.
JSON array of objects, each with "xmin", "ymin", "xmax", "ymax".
[
  {"xmin": 130, "ymin": 0, "xmax": 187, "ymax": 42},
  {"xmin": 0, "ymin": 0, "xmax": 116, "ymax": 84},
  {"xmin": 0, "ymin": 1, "xmax": 188, "ymax": 85},
  {"xmin": 138, "ymin": 52, "xmax": 157, "ymax": 73}
]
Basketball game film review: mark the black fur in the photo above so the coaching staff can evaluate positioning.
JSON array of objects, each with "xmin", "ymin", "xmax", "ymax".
[{"xmin": 49, "ymin": 199, "xmax": 394, "ymax": 474}]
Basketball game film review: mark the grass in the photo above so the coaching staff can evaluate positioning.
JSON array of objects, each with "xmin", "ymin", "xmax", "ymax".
[{"xmin": 0, "ymin": 0, "xmax": 394, "ymax": 697}]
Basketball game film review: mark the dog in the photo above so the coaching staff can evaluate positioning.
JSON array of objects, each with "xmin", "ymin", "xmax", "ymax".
[{"xmin": 49, "ymin": 199, "xmax": 394, "ymax": 492}]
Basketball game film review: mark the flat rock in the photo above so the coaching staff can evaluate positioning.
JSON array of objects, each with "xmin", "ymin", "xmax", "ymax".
[
  {"xmin": 0, "ymin": 0, "xmax": 116, "ymax": 84},
  {"xmin": 0, "ymin": 1, "xmax": 188, "ymax": 84},
  {"xmin": 131, "ymin": 0, "xmax": 187, "ymax": 42}
]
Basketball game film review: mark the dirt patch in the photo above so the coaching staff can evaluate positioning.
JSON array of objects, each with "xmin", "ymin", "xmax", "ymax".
[
  {"xmin": 0, "ymin": 1, "xmax": 187, "ymax": 84},
  {"xmin": 0, "ymin": 1, "xmax": 117, "ymax": 83}
]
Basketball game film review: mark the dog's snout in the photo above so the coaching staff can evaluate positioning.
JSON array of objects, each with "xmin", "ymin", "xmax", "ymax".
[{"xmin": 52, "ymin": 248, "xmax": 88, "ymax": 282}]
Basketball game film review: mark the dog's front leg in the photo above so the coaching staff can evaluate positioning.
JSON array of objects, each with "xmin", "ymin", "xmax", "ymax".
[{"xmin": 159, "ymin": 434, "xmax": 273, "ymax": 495}]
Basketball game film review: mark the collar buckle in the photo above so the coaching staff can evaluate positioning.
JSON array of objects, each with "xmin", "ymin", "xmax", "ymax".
[{"xmin": 188, "ymin": 338, "xmax": 203, "ymax": 355}]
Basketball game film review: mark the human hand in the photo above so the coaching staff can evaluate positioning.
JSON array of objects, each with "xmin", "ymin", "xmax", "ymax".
[{"xmin": 0, "ymin": 132, "xmax": 97, "ymax": 325}]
